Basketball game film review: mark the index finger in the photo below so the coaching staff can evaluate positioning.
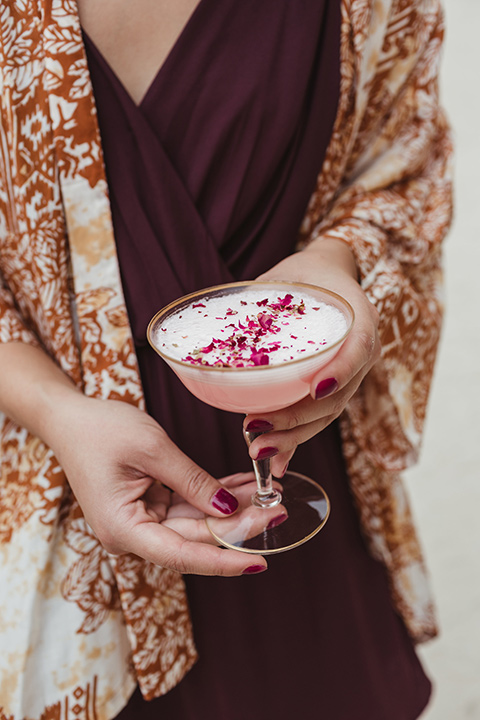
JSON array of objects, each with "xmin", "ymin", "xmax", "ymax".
[{"xmin": 141, "ymin": 432, "xmax": 241, "ymax": 519}]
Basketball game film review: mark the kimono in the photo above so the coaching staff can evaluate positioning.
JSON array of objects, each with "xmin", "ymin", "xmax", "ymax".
[{"xmin": 0, "ymin": 0, "xmax": 453, "ymax": 718}]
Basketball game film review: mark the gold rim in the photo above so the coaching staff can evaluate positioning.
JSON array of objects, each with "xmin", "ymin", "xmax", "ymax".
[{"xmin": 147, "ymin": 280, "xmax": 355, "ymax": 373}]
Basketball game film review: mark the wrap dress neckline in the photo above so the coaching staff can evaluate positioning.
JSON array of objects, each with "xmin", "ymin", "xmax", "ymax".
[{"xmin": 82, "ymin": 0, "xmax": 341, "ymax": 347}]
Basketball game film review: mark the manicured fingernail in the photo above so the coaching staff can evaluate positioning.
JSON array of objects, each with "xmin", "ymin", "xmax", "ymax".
[
  {"xmin": 255, "ymin": 446, "xmax": 279, "ymax": 461},
  {"xmin": 315, "ymin": 377, "xmax": 338, "ymax": 399},
  {"xmin": 245, "ymin": 419, "xmax": 274, "ymax": 432},
  {"xmin": 212, "ymin": 488, "xmax": 239, "ymax": 515},
  {"xmin": 267, "ymin": 513, "xmax": 288, "ymax": 530},
  {"xmin": 279, "ymin": 462, "xmax": 289, "ymax": 478},
  {"xmin": 242, "ymin": 565, "xmax": 267, "ymax": 575}
]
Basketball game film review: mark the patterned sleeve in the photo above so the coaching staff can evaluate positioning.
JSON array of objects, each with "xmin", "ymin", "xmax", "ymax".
[
  {"xmin": 308, "ymin": 1, "xmax": 454, "ymax": 471},
  {"xmin": 0, "ymin": 193, "xmax": 40, "ymax": 345},
  {"xmin": 0, "ymin": 116, "xmax": 40, "ymax": 348},
  {"xmin": 0, "ymin": 278, "xmax": 40, "ymax": 346}
]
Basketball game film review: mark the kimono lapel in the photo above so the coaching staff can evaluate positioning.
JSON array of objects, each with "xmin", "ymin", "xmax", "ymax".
[
  {"xmin": 42, "ymin": 0, "xmax": 143, "ymax": 403},
  {"xmin": 40, "ymin": 0, "xmax": 197, "ymax": 702},
  {"xmin": 299, "ymin": 0, "xmax": 393, "ymax": 240}
]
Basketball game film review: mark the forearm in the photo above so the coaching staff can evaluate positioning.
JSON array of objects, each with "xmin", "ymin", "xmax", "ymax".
[{"xmin": 0, "ymin": 342, "xmax": 82, "ymax": 448}]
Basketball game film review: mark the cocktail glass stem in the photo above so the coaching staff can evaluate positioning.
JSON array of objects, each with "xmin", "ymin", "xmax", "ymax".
[{"xmin": 244, "ymin": 429, "xmax": 282, "ymax": 509}]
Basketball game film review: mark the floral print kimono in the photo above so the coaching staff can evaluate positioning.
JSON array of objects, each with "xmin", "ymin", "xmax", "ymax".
[{"xmin": 0, "ymin": 0, "xmax": 452, "ymax": 718}]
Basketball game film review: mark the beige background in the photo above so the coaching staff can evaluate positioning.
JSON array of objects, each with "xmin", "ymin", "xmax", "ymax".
[{"xmin": 404, "ymin": 0, "xmax": 480, "ymax": 717}]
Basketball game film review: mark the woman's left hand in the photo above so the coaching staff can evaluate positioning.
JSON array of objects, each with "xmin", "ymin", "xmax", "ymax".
[{"xmin": 244, "ymin": 237, "xmax": 381, "ymax": 478}]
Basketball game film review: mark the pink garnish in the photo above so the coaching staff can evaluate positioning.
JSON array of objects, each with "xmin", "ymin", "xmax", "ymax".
[
  {"xmin": 250, "ymin": 351, "xmax": 270, "ymax": 366},
  {"xmin": 256, "ymin": 298, "xmax": 268, "ymax": 307},
  {"xmin": 192, "ymin": 303, "xmax": 205, "ymax": 308},
  {"xmin": 257, "ymin": 313, "xmax": 273, "ymax": 330}
]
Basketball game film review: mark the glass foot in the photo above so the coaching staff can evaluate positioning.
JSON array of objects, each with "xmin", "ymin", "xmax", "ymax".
[{"xmin": 205, "ymin": 471, "xmax": 330, "ymax": 554}]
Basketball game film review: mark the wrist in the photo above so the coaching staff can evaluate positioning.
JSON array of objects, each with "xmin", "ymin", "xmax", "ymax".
[
  {"xmin": 0, "ymin": 343, "xmax": 83, "ymax": 447},
  {"xmin": 303, "ymin": 237, "xmax": 358, "ymax": 281},
  {"xmin": 36, "ymin": 380, "xmax": 86, "ymax": 453}
]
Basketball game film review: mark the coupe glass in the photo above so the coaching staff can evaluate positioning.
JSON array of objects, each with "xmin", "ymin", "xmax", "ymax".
[{"xmin": 147, "ymin": 281, "xmax": 354, "ymax": 554}]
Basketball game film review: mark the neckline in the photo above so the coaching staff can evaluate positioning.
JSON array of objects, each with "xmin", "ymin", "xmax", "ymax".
[{"xmin": 82, "ymin": 0, "xmax": 207, "ymax": 109}]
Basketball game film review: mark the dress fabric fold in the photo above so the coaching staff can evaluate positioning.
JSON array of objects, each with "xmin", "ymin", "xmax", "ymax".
[{"xmin": 83, "ymin": 1, "xmax": 432, "ymax": 717}]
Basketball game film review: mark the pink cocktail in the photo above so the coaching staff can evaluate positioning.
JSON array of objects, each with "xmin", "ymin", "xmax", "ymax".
[{"xmin": 148, "ymin": 281, "xmax": 354, "ymax": 553}]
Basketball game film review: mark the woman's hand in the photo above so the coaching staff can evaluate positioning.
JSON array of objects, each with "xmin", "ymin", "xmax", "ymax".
[
  {"xmin": 42, "ymin": 392, "xmax": 268, "ymax": 576},
  {"xmin": 244, "ymin": 238, "xmax": 381, "ymax": 478}
]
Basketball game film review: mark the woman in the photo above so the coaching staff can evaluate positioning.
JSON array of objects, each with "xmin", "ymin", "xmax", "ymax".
[{"xmin": 0, "ymin": 0, "xmax": 452, "ymax": 719}]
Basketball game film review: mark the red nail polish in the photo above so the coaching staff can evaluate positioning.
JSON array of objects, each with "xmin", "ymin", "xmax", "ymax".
[
  {"xmin": 245, "ymin": 419, "xmax": 274, "ymax": 432},
  {"xmin": 255, "ymin": 446, "xmax": 278, "ymax": 461},
  {"xmin": 242, "ymin": 565, "xmax": 267, "ymax": 575},
  {"xmin": 267, "ymin": 513, "xmax": 288, "ymax": 530},
  {"xmin": 212, "ymin": 488, "xmax": 239, "ymax": 515},
  {"xmin": 315, "ymin": 377, "xmax": 338, "ymax": 399}
]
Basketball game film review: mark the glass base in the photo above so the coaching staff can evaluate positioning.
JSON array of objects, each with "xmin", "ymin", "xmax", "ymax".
[{"xmin": 206, "ymin": 471, "xmax": 330, "ymax": 554}]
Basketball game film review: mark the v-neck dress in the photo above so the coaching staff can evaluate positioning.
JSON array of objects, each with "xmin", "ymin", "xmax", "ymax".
[{"xmin": 82, "ymin": 2, "xmax": 432, "ymax": 718}]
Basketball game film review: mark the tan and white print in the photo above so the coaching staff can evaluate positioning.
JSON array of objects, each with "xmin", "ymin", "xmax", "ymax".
[{"xmin": 0, "ymin": 0, "xmax": 453, "ymax": 718}]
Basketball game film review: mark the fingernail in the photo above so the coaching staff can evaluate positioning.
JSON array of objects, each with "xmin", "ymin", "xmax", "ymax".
[
  {"xmin": 267, "ymin": 513, "xmax": 288, "ymax": 530},
  {"xmin": 315, "ymin": 377, "xmax": 338, "ymax": 399},
  {"xmin": 242, "ymin": 565, "xmax": 267, "ymax": 575},
  {"xmin": 245, "ymin": 419, "xmax": 274, "ymax": 432},
  {"xmin": 255, "ymin": 446, "xmax": 279, "ymax": 461},
  {"xmin": 212, "ymin": 488, "xmax": 239, "ymax": 515},
  {"xmin": 279, "ymin": 462, "xmax": 289, "ymax": 478}
]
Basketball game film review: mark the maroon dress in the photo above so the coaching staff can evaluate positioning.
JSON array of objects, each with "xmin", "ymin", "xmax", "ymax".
[{"xmin": 83, "ymin": 2, "xmax": 432, "ymax": 718}]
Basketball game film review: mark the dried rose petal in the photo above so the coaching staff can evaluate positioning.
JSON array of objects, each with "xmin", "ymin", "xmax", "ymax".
[
  {"xmin": 250, "ymin": 351, "xmax": 270, "ymax": 366},
  {"xmin": 258, "ymin": 313, "xmax": 273, "ymax": 330}
]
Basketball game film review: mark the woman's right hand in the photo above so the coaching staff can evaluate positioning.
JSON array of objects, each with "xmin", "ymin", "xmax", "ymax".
[{"xmin": 45, "ymin": 393, "xmax": 268, "ymax": 576}]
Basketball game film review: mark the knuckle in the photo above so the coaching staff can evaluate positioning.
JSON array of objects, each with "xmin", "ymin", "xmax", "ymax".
[
  {"xmin": 285, "ymin": 406, "xmax": 303, "ymax": 432},
  {"xmin": 330, "ymin": 394, "xmax": 347, "ymax": 418},
  {"xmin": 277, "ymin": 432, "xmax": 299, "ymax": 457},
  {"xmin": 183, "ymin": 466, "xmax": 213, "ymax": 499},
  {"xmin": 357, "ymin": 330, "xmax": 376, "ymax": 362},
  {"xmin": 96, "ymin": 527, "xmax": 121, "ymax": 555},
  {"xmin": 161, "ymin": 549, "xmax": 188, "ymax": 574},
  {"xmin": 142, "ymin": 426, "xmax": 168, "ymax": 458}
]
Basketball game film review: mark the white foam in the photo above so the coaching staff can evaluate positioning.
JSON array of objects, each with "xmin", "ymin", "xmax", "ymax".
[{"xmin": 155, "ymin": 288, "xmax": 348, "ymax": 368}]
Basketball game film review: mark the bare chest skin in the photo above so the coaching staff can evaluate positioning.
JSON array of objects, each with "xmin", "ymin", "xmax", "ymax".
[{"xmin": 77, "ymin": 0, "xmax": 201, "ymax": 104}]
